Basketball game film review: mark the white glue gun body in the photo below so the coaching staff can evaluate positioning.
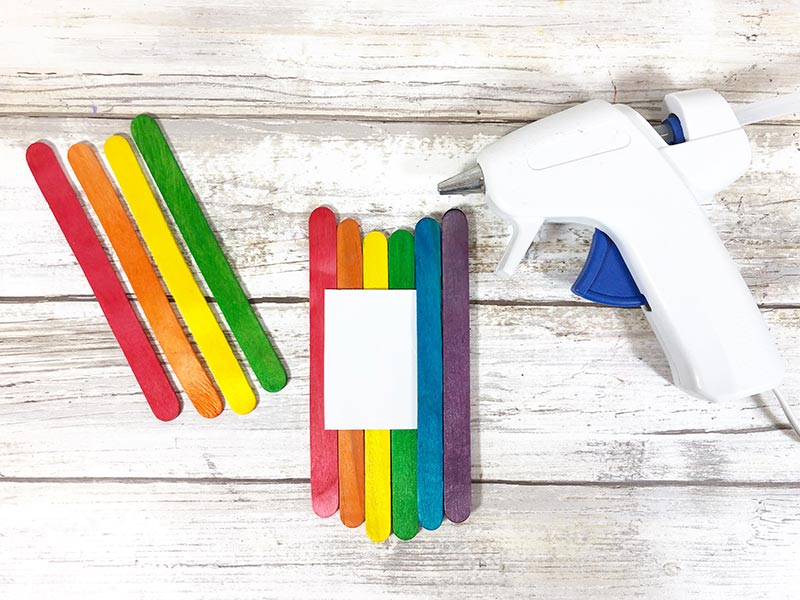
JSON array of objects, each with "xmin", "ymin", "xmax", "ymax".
[{"xmin": 440, "ymin": 89, "xmax": 784, "ymax": 404}]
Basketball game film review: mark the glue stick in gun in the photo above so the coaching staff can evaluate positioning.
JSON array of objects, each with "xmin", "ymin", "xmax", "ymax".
[{"xmin": 439, "ymin": 89, "xmax": 800, "ymax": 437}]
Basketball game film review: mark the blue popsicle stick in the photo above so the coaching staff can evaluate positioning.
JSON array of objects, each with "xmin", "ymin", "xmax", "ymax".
[{"xmin": 415, "ymin": 217, "xmax": 444, "ymax": 530}]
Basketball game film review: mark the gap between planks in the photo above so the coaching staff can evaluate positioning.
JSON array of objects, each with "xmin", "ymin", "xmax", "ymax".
[
  {"xmin": 5, "ymin": 111, "xmax": 800, "ymax": 127},
  {"xmin": 1, "ymin": 477, "xmax": 800, "ymax": 488},
  {"xmin": 3, "ymin": 295, "xmax": 800, "ymax": 312}
]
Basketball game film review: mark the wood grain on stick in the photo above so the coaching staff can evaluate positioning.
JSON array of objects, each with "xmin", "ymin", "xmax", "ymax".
[
  {"xmin": 104, "ymin": 134, "xmax": 255, "ymax": 415},
  {"xmin": 362, "ymin": 231, "xmax": 392, "ymax": 543},
  {"xmin": 25, "ymin": 142, "xmax": 180, "ymax": 422},
  {"xmin": 442, "ymin": 209, "xmax": 471, "ymax": 523},
  {"xmin": 336, "ymin": 219, "xmax": 365, "ymax": 528},
  {"xmin": 415, "ymin": 217, "xmax": 444, "ymax": 530},
  {"xmin": 388, "ymin": 229, "xmax": 419, "ymax": 541},
  {"xmin": 68, "ymin": 142, "xmax": 223, "ymax": 419},
  {"xmin": 130, "ymin": 114, "xmax": 286, "ymax": 398},
  {"xmin": 308, "ymin": 207, "xmax": 339, "ymax": 517}
]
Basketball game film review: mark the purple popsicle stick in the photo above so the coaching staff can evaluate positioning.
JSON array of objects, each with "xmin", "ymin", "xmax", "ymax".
[{"xmin": 442, "ymin": 208, "xmax": 471, "ymax": 523}]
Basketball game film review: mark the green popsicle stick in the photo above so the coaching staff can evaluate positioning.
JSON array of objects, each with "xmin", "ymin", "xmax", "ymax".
[
  {"xmin": 131, "ymin": 114, "xmax": 287, "ymax": 393},
  {"xmin": 388, "ymin": 229, "xmax": 419, "ymax": 540}
]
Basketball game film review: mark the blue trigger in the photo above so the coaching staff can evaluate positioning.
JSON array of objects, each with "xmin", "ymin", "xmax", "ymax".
[{"xmin": 571, "ymin": 229, "xmax": 647, "ymax": 307}]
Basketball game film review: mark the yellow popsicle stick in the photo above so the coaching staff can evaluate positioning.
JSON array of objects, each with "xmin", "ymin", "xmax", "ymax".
[
  {"xmin": 363, "ymin": 231, "xmax": 392, "ymax": 542},
  {"xmin": 104, "ymin": 135, "xmax": 256, "ymax": 415}
]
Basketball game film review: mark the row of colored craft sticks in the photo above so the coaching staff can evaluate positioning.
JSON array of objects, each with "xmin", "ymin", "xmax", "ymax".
[
  {"xmin": 309, "ymin": 207, "xmax": 471, "ymax": 541},
  {"xmin": 26, "ymin": 116, "xmax": 286, "ymax": 421}
]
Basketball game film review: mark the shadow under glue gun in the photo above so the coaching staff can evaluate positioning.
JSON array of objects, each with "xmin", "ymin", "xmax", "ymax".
[{"xmin": 439, "ymin": 88, "xmax": 800, "ymax": 437}]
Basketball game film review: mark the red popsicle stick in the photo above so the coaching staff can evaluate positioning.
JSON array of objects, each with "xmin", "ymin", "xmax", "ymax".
[
  {"xmin": 309, "ymin": 207, "xmax": 339, "ymax": 517},
  {"xmin": 26, "ymin": 142, "xmax": 181, "ymax": 421}
]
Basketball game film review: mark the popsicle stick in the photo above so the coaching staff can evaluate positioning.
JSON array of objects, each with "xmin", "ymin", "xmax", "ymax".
[
  {"xmin": 68, "ymin": 143, "xmax": 223, "ymax": 419},
  {"xmin": 26, "ymin": 142, "xmax": 180, "ymax": 422},
  {"xmin": 336, "ymin": 219, "xmax": 365, "ymax": 528},
  {"xmin": 362, "ymin": 231, "xmax": 392, "ymax": 543},
  {"xmin": 442, "ymin": 209, "xmax": 471, "ymax": 523},
  {"xmin": 130, "ymin": 114, "xmax": 286, "ymax": 395},
  {"xmin": 308, "ymin": 207, "xmax": 339, "ymax": 518},
  {"xmin": 388, "ymin": 229, "xmax": 418, "ymax": 540},
  {"xmin": 415, "ymin": 217, "xmax": 444, "ymax": 530},
  {"xmin": 104, "ymin": 135, "xmax": 256, "ymax": 415}
]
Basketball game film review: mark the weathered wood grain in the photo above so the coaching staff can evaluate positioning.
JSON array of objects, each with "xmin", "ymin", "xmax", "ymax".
[
  {"xmin": 2, "ymin": 299, "xmax": 799, "ymax": 482},
  {"xmin": 0, "ymin": 480, "xmax": 798, "ymax": 599},
  {"xmin": 3, "ymin": 118, "xmax": 799, "ymax": 303},
  {"xmin": 4, "ymin": 2, "xmax": 800, "ymax": 594},
  {"xmin": 4, "ymin": 1, "xmax": 800, "ymax": 121}
]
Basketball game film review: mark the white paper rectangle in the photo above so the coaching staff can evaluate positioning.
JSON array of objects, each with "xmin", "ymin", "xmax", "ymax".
[{"xmin": 324, "ymin": 289, "xmax": 417, "ymax": 430}]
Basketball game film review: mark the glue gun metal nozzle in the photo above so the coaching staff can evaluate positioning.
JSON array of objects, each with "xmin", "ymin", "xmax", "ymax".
[{"xmin": 438, "ymin": 165, "xmax": 485, "ymax": 195}]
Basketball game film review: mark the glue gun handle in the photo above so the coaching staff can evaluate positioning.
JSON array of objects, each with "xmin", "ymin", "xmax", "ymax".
[{"xmin": 616, "ymin": 188, "xmax": 783, "ymax": 401}]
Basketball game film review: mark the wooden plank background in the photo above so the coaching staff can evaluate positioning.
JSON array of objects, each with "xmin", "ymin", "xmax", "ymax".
[{"xmin": 2, "ymin": 1, "xmax": 800, "ymax": 598}]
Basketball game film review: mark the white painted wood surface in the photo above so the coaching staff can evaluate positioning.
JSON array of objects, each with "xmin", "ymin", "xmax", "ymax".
[
  {"xmin": 5, "ymin": 1, "xmax": 800, "ymax": 122},
  {"xmin": 2, "ymin": 482, "xmax": 800, "ymax": 599},
  {"xmin": 2, "ymin": 1, "xmax": 800, "ymax": 597}
]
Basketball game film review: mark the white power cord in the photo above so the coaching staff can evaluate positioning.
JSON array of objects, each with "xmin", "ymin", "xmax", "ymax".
[
  {"xmin": 734, "ymin": 94, "xmax": 800, "ymax": 438},
  {"xmin": 772, "ymin": 388, "xmax": 800, "ymax": 438},
  {"xmin": 734, "ymin": 92, "xmax": 800, "ymax": 126}
]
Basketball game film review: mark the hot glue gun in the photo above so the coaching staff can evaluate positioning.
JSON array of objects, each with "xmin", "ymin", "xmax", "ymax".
[{"xmin": 439, "ymin": 88, "xmax": 800, "ymax": 436}]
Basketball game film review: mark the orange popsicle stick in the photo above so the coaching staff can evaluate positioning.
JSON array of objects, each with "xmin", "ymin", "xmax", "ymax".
[
  {"xmin": 337, "ymin": 218, "xmax": 365, "ymax": 528},
  {"xmin": 68, "ymin": 143, "xmax": 223, "ymax": 418}
]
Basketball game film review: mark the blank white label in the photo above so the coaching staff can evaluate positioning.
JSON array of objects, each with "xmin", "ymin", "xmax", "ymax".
[{"xmin": 324, "ymin": 289, "xmax": 418, "ymax": 430}]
